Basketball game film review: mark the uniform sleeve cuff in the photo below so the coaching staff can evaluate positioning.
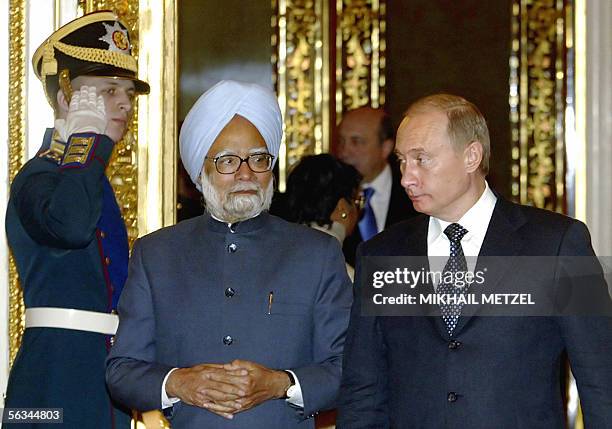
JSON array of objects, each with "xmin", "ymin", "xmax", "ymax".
[{"xmin": 59, "ymin": 133, "xmax": 114, "ymax": 169}]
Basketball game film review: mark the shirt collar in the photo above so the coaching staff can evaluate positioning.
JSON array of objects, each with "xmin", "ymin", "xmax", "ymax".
[
  {"xmin": 429, "ymin": 181, "xmax": 497, "ymax": 244},
  {"xmin": 363, "ymin": 163, "xmax": 391, "ymax": 194}
]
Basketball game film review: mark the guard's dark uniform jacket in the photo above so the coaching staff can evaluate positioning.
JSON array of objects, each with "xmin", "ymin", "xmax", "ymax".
[{"xmin": 4, "ymin": 128, "xmax": 131, "ymax": 428}]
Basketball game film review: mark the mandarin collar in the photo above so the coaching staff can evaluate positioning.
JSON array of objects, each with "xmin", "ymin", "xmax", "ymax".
[{"xmin": 205, "ymin": 212, "xmax": 270, "ymax": 233}]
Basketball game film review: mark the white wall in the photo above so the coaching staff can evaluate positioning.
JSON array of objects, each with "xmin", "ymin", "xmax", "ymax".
[{"xmin": 586, "ymin": 0, "xmax": 612, "ymax": 257}]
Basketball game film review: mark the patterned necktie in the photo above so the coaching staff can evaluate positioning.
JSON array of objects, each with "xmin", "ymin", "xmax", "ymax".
[
  {"xmin": 358, "ymin": 187, "xmax": 378, "ymax": 240},
  {"xmin": 438, "ymin": 223, "xmax": 469, "ymax": 335}
]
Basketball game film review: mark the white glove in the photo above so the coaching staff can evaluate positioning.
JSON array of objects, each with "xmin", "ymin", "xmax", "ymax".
[{"xmin": 54, "ymin": 85, "xmax": 107, "ymax": 142}]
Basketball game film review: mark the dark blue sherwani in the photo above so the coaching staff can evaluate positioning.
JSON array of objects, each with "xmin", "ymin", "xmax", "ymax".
[
  {"xmin": 106, "ymin": 213, "xmax": 354, "ymax": 428},
  {"xmin": 4, "ymin": 129, "xmax": 131, "ymax": 428}
]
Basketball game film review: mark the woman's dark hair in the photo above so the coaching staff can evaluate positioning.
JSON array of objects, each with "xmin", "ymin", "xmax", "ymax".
[{"xmin": 285, "ymin": 154, "xmax": 361, "ymax": 227}]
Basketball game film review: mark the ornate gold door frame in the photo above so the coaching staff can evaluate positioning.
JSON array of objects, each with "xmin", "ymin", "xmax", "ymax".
[
  {"xmin": 510, "ymin": 0, "xmax": 584, "ymax": 215},
  {"xmin": 273, "ymin": 0, "xmax": 387, "ymax": 190}
]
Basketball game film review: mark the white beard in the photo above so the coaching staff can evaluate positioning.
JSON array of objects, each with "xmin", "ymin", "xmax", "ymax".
[{"xmin": 201, "ymin": 173, "xmax": 273, "ymax": 223}]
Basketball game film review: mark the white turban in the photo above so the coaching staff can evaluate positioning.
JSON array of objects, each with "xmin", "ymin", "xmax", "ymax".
[{"xmin": 179, "ymin": 80, "xmax": 283, "ymax": 191}]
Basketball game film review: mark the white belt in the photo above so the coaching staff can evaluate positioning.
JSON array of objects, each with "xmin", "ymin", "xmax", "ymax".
[{"xmin": 25, "ymin": 307, "xmax": 119, "ymax": 335}]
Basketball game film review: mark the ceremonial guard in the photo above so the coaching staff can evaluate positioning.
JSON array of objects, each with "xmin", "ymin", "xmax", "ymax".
[{"xmin": 3, "ymin": 11, "xmax": 149, "ymax": 428}]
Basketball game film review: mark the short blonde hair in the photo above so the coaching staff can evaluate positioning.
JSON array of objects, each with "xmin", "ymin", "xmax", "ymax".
[{"xmin": 404, "ymin": 94, "xmax": 490, "ymax": 174}]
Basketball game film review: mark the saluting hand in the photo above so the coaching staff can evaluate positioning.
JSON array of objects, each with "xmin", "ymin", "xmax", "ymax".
[{"xmin": 54, "ymin": 85, "xmax": 107, "ymax": 142}]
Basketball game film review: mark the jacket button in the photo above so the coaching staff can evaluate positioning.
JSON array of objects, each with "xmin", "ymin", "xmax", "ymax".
[
  {"xmin": 223, "ymin": 335, "xmax": 233, "ymax": 345},
  {"xmin": 225, "ymin": 287, "xmax": 235, "ymax": 298},
  {"xmin": 448, "ymin": 340, "xmax": 462, "ymax": 350},
  {"xmin": 227, "ymin": 243, "xmax": 238, "ymax": 253},
  {"xmin": 105, "ymin": 256, "xmax": 111, "ymax": 265},
  {"xmin": 447, "ymin": 392, "xmax": 458, "ymax": 402}
]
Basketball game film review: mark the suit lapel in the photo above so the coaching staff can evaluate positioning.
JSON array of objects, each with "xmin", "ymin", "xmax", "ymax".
[{"xmin": 452, "ymin": 197, "xmax": 527, "ymax": 336}]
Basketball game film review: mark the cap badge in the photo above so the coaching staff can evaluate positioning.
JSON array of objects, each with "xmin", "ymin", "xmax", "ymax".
[{"xmin": 99, "ymin": 22, "xmax": 130, "ymax": 53}]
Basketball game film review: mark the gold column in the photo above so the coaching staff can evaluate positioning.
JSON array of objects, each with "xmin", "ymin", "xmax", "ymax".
[
  {"xmin": 336, "ymin": 0, "xmax": 386, "ymax": 120},
  {"xmin": 272, "ymin": 0, "xmax": 386, "ymax": 189},
  {"xmin": 510, "ymin": 0, "xmax": 572, "ymax": 212},
  {"xmin": 7, "ymin": 0, "xmax": 27, "ymax": 366},
  {"xmin": 273, "ymin": 0, "xmax": 331, "ymax": 192}
]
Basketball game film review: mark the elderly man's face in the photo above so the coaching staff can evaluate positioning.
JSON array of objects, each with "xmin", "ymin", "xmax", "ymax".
[{"xmin": 200, "ymin": 115, "xmax": 273, "ymax": 222}]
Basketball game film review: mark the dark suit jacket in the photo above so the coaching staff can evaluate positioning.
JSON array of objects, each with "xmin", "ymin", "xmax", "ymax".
[
  {"xmin": 343, "ymin": 164, "xmax": 418, "ymax": 266},
  {"xmin": 337, "ymin": 196, "xmax": 612, "ymax": 428},
  {"xmin": 106, "ymin": 213, "xmax": 353, "ymax": 428}
]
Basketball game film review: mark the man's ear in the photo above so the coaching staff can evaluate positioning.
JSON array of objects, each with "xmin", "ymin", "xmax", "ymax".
[
  {"xmin": 381, "ymin": 138, "xmax": 394, "ymax": 159},
  {"xmin": 464, "ymin": 141, "xmax": 484, "ymax": 173}
]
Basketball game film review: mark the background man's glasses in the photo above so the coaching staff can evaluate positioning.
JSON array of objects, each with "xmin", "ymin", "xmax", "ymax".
[{"xmin": 206, "ymin": 153, "xmax": 274, "ymax": 174}]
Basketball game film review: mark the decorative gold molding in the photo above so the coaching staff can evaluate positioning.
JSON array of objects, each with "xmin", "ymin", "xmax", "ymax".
[
  {"xmin": 8, "ymin": 0, "xmax": 27, "ymax": 367},
  {"xmin": 272, "ymin": 0, "xmax": 385, "ymax": 189},
  {"xmin": 336, "ymin": 0, "xmax": 386, "ymax": 120},
  {"xmin": 273, "ymin": 0, "xmax": 330, "ymax": 192},
  {"xmin": 510, "ymin": 0, "xmax": 571, "ymax": 212}
]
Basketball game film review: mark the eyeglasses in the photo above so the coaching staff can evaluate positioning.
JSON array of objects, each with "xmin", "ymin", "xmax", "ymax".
[
  {"xmin": 205, "ymin": 153, "xmax": 274, "ymax": 174},
  {"xmin": 353, "ymin": 192, "xmax": 366, "ymax": 211}
]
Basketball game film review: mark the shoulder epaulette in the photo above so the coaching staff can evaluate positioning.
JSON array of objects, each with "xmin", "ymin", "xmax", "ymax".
[{"xmin": 38, "ymin": 140, "xmax": 66, "ymax": 165}]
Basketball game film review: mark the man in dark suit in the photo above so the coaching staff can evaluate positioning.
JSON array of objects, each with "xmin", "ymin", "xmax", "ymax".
[
  {"xmin": 337, "ymin": 94, "xmax": 612, "ymax": 428},
  {"xmin": 106, "ymin": 80, "xmax": 353, "ymax": 428},
  {"xmin": 337, "ymin": 107, "xmax": 418, "ymax": 267}
]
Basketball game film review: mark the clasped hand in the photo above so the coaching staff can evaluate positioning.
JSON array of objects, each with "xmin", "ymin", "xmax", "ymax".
[{"xmin": 165, "ymin": 360, "xmax": 291, "ymax": 420}]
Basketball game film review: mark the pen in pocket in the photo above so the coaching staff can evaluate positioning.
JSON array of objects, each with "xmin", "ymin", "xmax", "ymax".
[{"xmin": 268, "ymin": 291, "xmax": 274, "ymax": 315}]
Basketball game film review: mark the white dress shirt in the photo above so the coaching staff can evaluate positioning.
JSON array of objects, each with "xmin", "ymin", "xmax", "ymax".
[
  {"xmin": 362, "ymin": 164, "xmax": 392, "ymax": 233},
  {"xmin": 427, "ymin": 181, "xmax": 497, "ymax": 287}
]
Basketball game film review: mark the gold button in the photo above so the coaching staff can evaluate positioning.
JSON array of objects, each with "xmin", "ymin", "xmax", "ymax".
[
  {"xmin": 100, "ymin": 231, "xmax": 106, "ymax": 239},
  {"xmin": 105, "ymin": 256, "xmax": 111, "ymax": 265}
]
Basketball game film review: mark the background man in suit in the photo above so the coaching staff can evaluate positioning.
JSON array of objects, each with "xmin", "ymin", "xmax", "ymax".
[
  {"xmin": 3, "ymin": 11, "xmax": 149, "ymax": 428},
  {"xmin": 337, "ymin": 107, "xmax": 417, "ymax": 266},
  {"xmin": 106, "ymin": 80, "xmax": 353, "ymax": 428},
  {"xmin": 337, "ymin": 94, "xmax": 612, "ymax": 428}
]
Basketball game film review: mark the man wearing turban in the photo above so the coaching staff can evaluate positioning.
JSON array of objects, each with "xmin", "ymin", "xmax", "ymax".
[{"xmin": 106, "ymin": 80, "xmax": 353, "ymax": 428}]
